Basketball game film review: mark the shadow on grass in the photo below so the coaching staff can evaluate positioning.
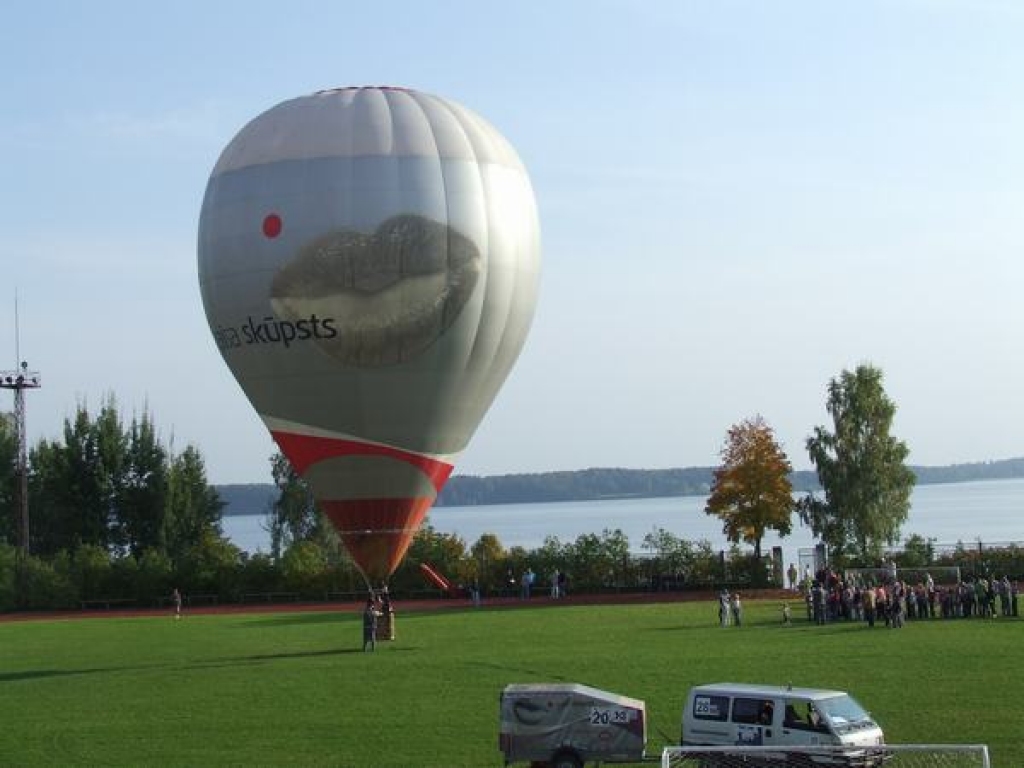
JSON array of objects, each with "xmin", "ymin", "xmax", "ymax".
[
  {"xmin": 467, "ymin": 660, "xmax": 578, "ymax": 681},
  {"xmin": 646, "ymin": 617, "xmax": 871, "ymax": 633},
  {"xmin": 0, "ymin": 667, "xmax": 118, "ymax": 682},
  {"xmin": 646, "ymin": 623, "xmax": 720, "ymax": 633},
  {"xmin": 0, "ymin": 658, "xmax": 188, "ymax": 681},
  {"xmin": 200, "ymin": 644, "xmax": 424, "ymax": 668},
  {"xmin": 2, "ymin": 645, "xmax": 425, "ymax": 682},
  {"xmin": 236, "ymin": 607, "xmax": 470, "ymax": 628},
  {"xmin": 236, "ymin": 612, "xmax": 350, "ymax": 628},
  {"xmin": 199, "ymin": 648, "xmax": 362, "ymax": 666}
]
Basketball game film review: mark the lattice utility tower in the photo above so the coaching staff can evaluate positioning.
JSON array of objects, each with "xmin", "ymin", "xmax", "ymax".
[{"xmin": 1, "ymin": 361, "xmax": 41, "ymax": 553}]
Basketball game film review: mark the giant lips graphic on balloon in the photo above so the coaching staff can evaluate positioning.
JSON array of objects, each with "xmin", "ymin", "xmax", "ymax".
[{"xmin": 198, "ymin": 87, "xmax": 540, "ymax": 583}]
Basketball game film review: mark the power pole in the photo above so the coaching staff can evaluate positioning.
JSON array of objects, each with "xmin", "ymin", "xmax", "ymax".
[
  {"xmin": 2, "ymin": 296, "xmax": 41, "ymax": 553},
  {"xmin": 1, "ymin": 363, "xmax": 40, "ymax": 553}
]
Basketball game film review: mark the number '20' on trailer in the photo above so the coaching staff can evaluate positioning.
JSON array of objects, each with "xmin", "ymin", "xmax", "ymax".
[{"xmin": 499, "ymin": 683, "xmax": 649, "ymax": 768}]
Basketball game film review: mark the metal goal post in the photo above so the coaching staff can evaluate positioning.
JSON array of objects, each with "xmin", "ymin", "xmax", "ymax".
[
  {"xmin": 843, "ymin": 566, "xmax": 962, "ymax": 587},
  {"xmin": 660, "ymin": 744, "xmax": 991, "ymax": 768}
]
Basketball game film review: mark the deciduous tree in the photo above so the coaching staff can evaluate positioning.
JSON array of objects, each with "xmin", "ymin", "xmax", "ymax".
[
  {"xmin": 29, "ymin": 406, "xmax": 111, "ymax": 554},
  {"xmin": 0, "ymin": 414, "xmax": 16, "ymax": 543},
  {"xmin": 705, "ymin": 415, "xmax": 794, "ymax": 562},
  {"xmin": 266, "ymin": 452, "xmax": 326, "ymax": 558},
  {"xmin": 26, "ymin": 400, "xmax": 219, "ymax": 561},
  {"xmin": 641, "ymin": 528, "xmax": 713, "ymax": 585},
  {"xmin": 469, "ymin": 532, "xmax": 506, "ymax": 587},
  {"xmin": 115, "ymin": 413, "xmax": 168, "ymax": 556},
  {"xmin": 569, "ymin": 529, "xmax": 630, "ymax": 589},
  {"xmin": 164, "ymin": 445, "xmax": 225, "ymax": 562},
  {"xmin": 800, "ymin": 364, "xmax": 915, "ymax": 564}
]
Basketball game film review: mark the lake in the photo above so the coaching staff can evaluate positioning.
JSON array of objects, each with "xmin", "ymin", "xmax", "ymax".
[{"xmin": 222, "ymin": 477, "xmax": 1024, "ymax": 569}]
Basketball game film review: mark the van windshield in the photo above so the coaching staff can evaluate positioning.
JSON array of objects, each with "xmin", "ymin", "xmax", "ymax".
[{"xmin": 816, "ymin": 695, "xmax": 871, "ymax": 726}]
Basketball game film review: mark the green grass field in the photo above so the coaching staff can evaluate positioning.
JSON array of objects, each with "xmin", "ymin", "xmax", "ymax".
[{"xmin": 0, "ymin": 598, "xmax": 1017, "ymax": 766}]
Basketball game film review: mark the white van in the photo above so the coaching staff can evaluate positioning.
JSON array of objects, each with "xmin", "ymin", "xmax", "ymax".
[{"xmin": 681, "ymin": 683, "xmax": 884, "ymax": 764}]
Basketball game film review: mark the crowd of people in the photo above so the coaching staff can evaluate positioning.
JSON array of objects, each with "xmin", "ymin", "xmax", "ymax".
[{"xmin": 798, "ymin": 566, "xmax": 1019, "ymax": 628}]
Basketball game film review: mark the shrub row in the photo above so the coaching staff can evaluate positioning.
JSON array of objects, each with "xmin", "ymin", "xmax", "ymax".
[{"xmin": 5, "ymin": 533, "xmax": 1022, "ymax": 612}]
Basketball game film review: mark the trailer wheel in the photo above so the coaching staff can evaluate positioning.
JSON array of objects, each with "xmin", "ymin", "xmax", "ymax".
[{"xmin": 550, "ymin": 749, "xmax": 583, "ymax": 768}]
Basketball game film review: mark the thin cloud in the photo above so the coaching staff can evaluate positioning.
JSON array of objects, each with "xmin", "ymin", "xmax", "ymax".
[
  {"xmin": 76, "ymin": 101, "xmax": 230, "ymax": 145},
  {"xmin": 0, "ymin": 101, "xmax": 232, "ymax": 154}
]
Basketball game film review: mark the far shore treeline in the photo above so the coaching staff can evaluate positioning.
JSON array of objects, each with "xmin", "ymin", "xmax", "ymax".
[
  {"xmin": 216, "ymin": 458, "xmax": 1024, "ymax": 516},
  {"xmin": 4, "ymin": 367, "xmax": 1024, "ymax": 613}
]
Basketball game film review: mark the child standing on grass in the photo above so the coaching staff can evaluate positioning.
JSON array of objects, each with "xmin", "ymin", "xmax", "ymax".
[{"xmin": 731, "ymin": 593, "xmax": 742, "ymax": 626}]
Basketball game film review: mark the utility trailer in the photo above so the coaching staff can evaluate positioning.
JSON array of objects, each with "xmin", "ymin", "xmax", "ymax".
[{"xmin": 500, "ymin": 683, "xmax": 657, "ymax": 768}]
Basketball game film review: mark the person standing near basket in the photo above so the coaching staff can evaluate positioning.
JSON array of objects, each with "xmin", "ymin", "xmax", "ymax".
[{"xmin": 362, "ymin": 596, "xmax": 382, "ymax": 652}]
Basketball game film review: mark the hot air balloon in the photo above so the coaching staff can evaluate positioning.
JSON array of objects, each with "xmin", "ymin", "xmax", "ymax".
[{"xmin": 198, "ymin": 87, "xmax": 540, "ymax": 585}]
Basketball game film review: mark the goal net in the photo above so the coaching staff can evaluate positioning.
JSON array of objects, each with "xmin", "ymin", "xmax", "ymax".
[
  {"xmin": 843, "ymin": 566, "xmax": 961, "ymax": 587},
  {"xmin": 660, "ymin": 744, "xmax": 990, "ymax": 768}
]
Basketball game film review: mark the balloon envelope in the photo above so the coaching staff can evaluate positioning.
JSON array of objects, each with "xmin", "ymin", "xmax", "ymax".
[{"xmin": 198, "ymin": 87, "xmax": 540, "ymax": 582}]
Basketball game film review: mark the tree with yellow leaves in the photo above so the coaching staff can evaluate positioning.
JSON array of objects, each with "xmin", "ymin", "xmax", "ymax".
[{"xmin": 705, "ymin": 415, "xmax": 794, "ymax": 565}]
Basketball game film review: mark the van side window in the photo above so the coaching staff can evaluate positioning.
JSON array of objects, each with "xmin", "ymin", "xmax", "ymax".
[
  {"xmin": 692, "ymin": 695, "xmax": 729, "ymax": 722},
  {"xmin": 732, "ymin": 697, "xmax": 769, "ymax": 725},
  {"xmin": 783, "ymin": 700, "xmax": 828, "ymax": 731}
]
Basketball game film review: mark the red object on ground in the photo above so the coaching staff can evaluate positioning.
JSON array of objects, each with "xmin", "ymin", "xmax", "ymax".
[{"xmin": 419, "ymin": 562, "xmax": 453, "ymax": 593}]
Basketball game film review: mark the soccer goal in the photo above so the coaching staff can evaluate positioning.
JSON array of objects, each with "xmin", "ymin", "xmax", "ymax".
[
  {"xmin": 660, "ymin": 744, "xmax": 991, "ymax": 768},
  {"xmin": 843, "ymin": 566, "xmax": 961, "ymax": 587}
]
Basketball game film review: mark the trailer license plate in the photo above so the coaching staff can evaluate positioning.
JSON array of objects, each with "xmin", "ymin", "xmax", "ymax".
[{"xmin": 590, "ymin": 707, "xmax": 632, "ymax": 725}]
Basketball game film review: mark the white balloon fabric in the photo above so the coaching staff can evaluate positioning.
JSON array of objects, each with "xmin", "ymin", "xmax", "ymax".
[{"xmin": 198, "ymin": 87, "xmax": 540, "ymax": 581}]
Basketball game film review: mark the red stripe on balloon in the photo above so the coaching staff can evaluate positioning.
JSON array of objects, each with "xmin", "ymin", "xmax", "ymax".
[
  {"xmin": 270, "ymin": 430, "xmax": 454, "ymax": 493},
  {"xmin": 321, "ymin": 498, "xmax": 433, "ymax": 581}
]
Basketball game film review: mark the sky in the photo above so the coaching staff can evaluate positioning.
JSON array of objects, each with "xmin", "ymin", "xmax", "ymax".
[{"xmin": 1, "ymin": 1, "xmax": 1022, "ymax": 484}]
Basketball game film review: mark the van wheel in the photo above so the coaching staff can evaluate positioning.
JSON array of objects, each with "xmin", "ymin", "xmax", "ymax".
[{"xmin": 550, "ymin": 750, "xmax": 583, "ymax": 768}]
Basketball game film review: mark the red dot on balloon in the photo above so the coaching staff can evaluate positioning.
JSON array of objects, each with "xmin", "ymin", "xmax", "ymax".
[{"xmin": 262, "ymin": 213, "xmax": 283, "ymax": 238}]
